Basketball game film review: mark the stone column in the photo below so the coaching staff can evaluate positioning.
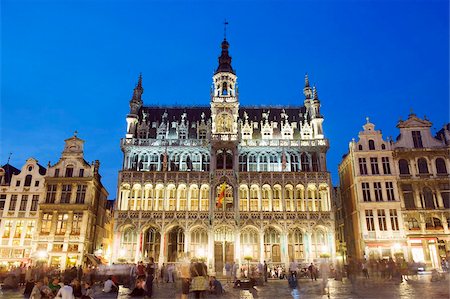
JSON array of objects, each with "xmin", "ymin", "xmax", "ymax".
[
  {"xmin": 134, "ymin": 231, "xmax": 141, "ymax": 263},
  {"xmin": 259, "ymin": 230, "xmax": 265, "ymax": 262},
  {"xmin": 235, "ymin": 230, "xmax": 241, "ymax": 265},
  {"xmin": 184, "ymin": 230, "xmax": 189, "ymax": 253},
  {"xmin": 208, "ymin": 229, "xmax": 215, "ymax": 273},
  {"xmin": 435, "ymin": 190, "xmax": 444, "ymax": 209},
  {"xmin": 281, "ymin": 231, "xmax": 289, "ymax": 269},
  {"xmin": 328, "ymin": 231, "xmax": 336, "ymax": 260},
  {"xmin": 305, "ymin": 231, "xmax": 312, "ymax": 261},
  {"xmin": 158, "ymin": 230, "xmax": 165, "ymax": 266},
  {"xmin": 413, "ymin": 185, "xmax": 422, "ymax": 208}
]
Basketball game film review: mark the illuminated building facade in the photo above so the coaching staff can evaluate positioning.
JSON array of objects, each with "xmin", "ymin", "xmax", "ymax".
[
  {"xmin": 339, "ymin": 119, "xmax": 406, "ymax": 261},
  {"xmin": 113, "ymin": 37, "xmax": 335, "ymax": 272},
  {"xmin": 0, "ymin": 158, "xmax": 46, "ymax": 266},
  {"xmin": 339, "ymin": 114, "xmax": 450, "ymax": 269},
  {"xmin": 393, "ymin": 114, "xmax": 450, "ymax": 269},
  {"xmin": 34, "ymin": 134, "xmax": 110, "ymax": 270}
]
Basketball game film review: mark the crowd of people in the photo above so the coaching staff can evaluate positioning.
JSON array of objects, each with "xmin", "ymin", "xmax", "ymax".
[{"xmin": 0, "ymin": 256, "xmax": 447, "ymax": 298}]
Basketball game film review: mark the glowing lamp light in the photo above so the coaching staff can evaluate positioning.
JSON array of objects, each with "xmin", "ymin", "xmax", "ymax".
[
  {"xmin": 37, "ymin": 250, "xmax": 48, "ymax": 259},
  {"xmin": 243, "ymin": 245, "xmax": 252, "ymax": 257},
  {"xmin": 393, "ymin": 243, "xmax": 402, "ymax": 251},
  {"xmin": 196, "ymin": 247, "xmax": 206, "ymax": 258},
  {"xmin": 119, "ymin": 248, "xmax": 126, "ymax": 257}
]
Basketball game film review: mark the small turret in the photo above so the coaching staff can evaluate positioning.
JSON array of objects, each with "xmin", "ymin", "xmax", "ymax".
[
  {"xmin": 129, "ymin": 73, "xmax": 143, "ymax": 115},
  {"xmin": 303, "ymin": 73, "xmax": 312, "ymax": 101}
]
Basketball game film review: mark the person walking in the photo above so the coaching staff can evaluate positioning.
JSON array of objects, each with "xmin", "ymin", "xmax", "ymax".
[
  {"xmin": 145, "ymin": 257, "xmax": 156, "ymax": 298},
  {"xmin": 289, "ymin": 260, "xmax": 298, "ymax": 279},
  {"xmin": 225, "ymin": 262, "xmax": 232, "ymax": 284},
  {"xmin": 263, "ymin": 261, "xmax": 268, "ymax": 283},
  {"xmin": 362, "ymin": 260, "xmax": 369, "ymax": 279},
  {"xmin": 180, "ymin": 254, "xmax": 191, "ymax": 299},
  {"xmin": 308, "ymin": 263, "xmax": 317, "ymax": 281},
  {"xmin": 320, "ymin": 261, "xmax": 330, "ymax": 295},
  {"xmin": 55, "ymin": 279, "xmax": 75, "ymax": 299}
]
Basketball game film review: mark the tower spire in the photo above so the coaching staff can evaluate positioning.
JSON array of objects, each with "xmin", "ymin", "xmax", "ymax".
[
  {"xmin": 313, "ymin": 85, "xmax": 318, "ymax": 100},
  {"xmin": 304, "ymin": 73, "xmax": 310, "ymax": 88},
  {"xmin": 224, "ymin": 19, "xmax": 228, "ymax": 40},
  {"xmin": 215, "ymin": 32, "xmax": 234, "ymax": 74}
]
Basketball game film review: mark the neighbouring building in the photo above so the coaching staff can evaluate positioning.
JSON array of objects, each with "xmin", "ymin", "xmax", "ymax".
[
  {"xmin": 113, "ymin": 37, "xmax": 335, "ymax": 273},
  {"xmin": 339, "ymin": 113, "xmax": 450, "ymax": 269},
  {"xmin": 0, "ymin": 158, "xmax": 46, "ymax": 267},
  {"xmin": 332, "ymin": 186, "xmax": 346, "ymax": 264},
  {"xmin": 33, "ymin": 133, "xmax": 110, "ymax": 270},
  {"xmin": 339, "ymin": 118, "xmax": 406, "ymax": 262},
  {"xmin": 393, "ymin": 113, "xmax": 450, "ymax": 269}
]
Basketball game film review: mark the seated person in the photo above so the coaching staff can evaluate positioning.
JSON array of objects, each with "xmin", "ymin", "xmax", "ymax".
[
  {"xmin": 103, "ymin": 275, "xmax": 118, "ymax": 293},
  {"xmin": 2, "ymin": 275, "xmax": 19, "ymax": 290},
  {"xmin": 129, "ymin": 277, "xmax": 146, "ymax": 297},
  {"xmin": 209, "ymin": 276, "xmax": 223, "ymax": 295}
]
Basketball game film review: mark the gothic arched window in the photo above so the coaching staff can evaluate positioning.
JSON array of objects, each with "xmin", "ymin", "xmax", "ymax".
[
  {"xmin": 422, "ymin": 187, "xmax": 435, "ymax": 209},
  {"xmin": 436, "ymin": 158, "xmax": 447, "ymax": 174},
  {"xmin": 398, "ymin": 159, "xmax": 410, "ymax": 175},
  {"xmin": 368, "ymin": 140, "xmax": 375, "ymax": 150},
  {"xmin": 222, "ymin": 82, "xmax": 228, "ymax": 95},
  {"xmin": 301, "ymin": 153, "xmax": 310, "ymax": 172},
  {"xmin": 216, "ymin": 151, "xmax": 224, "ymax": 169},
  {"xmin": 418, "ymin": 158, "xmax": 429, "ymax": 174}
]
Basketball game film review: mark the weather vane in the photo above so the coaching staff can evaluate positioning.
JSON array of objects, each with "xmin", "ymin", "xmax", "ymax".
[{"xmin": 224, "ymin": 19, "xmax": 229, "ymax": 39}]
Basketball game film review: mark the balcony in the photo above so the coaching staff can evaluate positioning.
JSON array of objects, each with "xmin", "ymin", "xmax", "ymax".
[{"xmin": 121, "ymin": 138, "xmax": 209, "ymax": 148}]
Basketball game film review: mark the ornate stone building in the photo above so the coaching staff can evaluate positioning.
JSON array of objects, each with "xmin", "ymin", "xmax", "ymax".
[
  {"xmin": 339, "ymin": 119, "xmax": 406, "ymax": 261},
  {"xmin": 339, "ymin": 114, "xmax": 450, "ymax": 269},
  {"xmin": 113, "ymin": 38, "xmax": 335, "ymax": 272},
  {"xmin": 0, "ymin": 158, "xmax": 46, "ymax": 266},
  {"xmin": 393, "ymin": 113, "xmax": 450, "ymax": 269},
  {"xmin": 34, "ymin": 134, "xmax": 110, "ymax": 270}
]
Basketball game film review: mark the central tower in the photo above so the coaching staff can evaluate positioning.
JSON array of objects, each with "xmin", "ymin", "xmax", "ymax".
[{"xmin": 210, "ymin": 38, "xmax": 239, "ymax": 138}]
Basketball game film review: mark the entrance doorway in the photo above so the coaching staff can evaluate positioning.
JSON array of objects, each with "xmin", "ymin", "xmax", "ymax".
[
  {"xmin": 167, "ymin": 226, "xmax": 184, "ymax": 262},
  {"xmin": 214, "ymin": 241, "xmax": 234, "ymax": 274},
  {"xmin": 214, "ymin": 226, "xmax": 234, "ymax": 274}
]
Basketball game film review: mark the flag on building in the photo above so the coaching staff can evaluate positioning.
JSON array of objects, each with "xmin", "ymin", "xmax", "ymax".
[{"xmin": 216, "ymin": 182, "xmax": 227, "ymax": 208}]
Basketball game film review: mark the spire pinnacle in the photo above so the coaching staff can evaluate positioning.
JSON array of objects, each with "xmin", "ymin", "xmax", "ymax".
[
  {"xmin": 304, "ymin": 73, "xmax": 310, "ymax": 88},
  {"xmin": 137, "ymin": 72, "xmax": 143, "ymax": 89},
  {"xmin": 313, "ymin": 85, "xmax": 318, "ymax": 100},
  {"xmin": 224, "ymin": 19, "xmax": 228, "ymax": 40},
  {"xmin": 215, "ymin": 32, "xmax": 234, "ymax": 74},
  {"xmin": 132, "ymin": 73, "xmax": 144, "ymax": 102}
]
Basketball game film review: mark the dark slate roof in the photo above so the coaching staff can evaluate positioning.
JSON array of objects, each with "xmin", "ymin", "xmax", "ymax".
[
  {"xmin": 37, "ymin": 163, "xmax": 47, "ymax": 176},
  {"xmin": 140, "ymin": 106, "xmax": 211, "ymax": 123},
  {"xmin": 239, "ymin": 106, "xmax": 307, "ymax": 122},
  {"xmin": 1, "ymin": 163, "xmax": 20, "ymax": 185}
]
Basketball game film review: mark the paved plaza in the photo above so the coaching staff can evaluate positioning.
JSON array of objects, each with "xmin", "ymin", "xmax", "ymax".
[{"xmin": 1, "ymin": 276, "xmax": 449, "ymax": 299}]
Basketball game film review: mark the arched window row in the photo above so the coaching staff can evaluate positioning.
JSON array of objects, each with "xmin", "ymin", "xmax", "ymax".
[
  {"xmin": 239, "ymin": 151, "xmax": 321, "ymax": 172},
  {"xmin": 126, "ymin": 151, "xmax": 210, "ymax": 172},
  {"xmin": 398, "ymin": 157, "xmax": 448, "ymax": 176},
  {"xmin": 118, "ymin": 184, "xmax": 211, "ymax": 211},
  {"xmin": 238, "ymin": 184, "xmax": 330, "ymax": 212}
]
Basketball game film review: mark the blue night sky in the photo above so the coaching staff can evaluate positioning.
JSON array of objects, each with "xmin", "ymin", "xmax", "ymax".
[{"xmin": 1, "ymin": 0, "xmax": 448, "ymax": 199}]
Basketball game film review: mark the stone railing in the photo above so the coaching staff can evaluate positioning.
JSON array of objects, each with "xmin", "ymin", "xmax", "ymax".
[{"xmin": 115, "ymin": 210, "xmax": 332, "ymax": 221}]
